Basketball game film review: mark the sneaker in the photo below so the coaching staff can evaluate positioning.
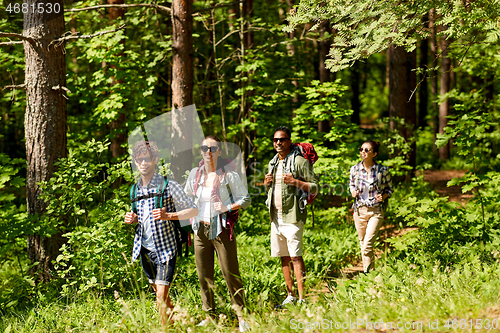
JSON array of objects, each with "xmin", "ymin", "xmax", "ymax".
[
  {"xmin": 297, "ymin": 299, "xmax": 306, "ymax": 305},
  {"xmin": 239, "ymin": 320, "xmax": 249, "ymax": 332},
  {"xmin": 282, "ymin": 295, "xmax": 297, "ymax": 306},
  {"xmin": 274, "ymin": 295, "xmax": 297, "ymax": 309},
  {"xmin": 197, "ymin": 319, "xmax": 211, "ymax": 326}
]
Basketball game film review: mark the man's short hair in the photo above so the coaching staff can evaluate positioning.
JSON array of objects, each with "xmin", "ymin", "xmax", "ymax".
[
  {"xmin": 132, "ymin": 140, "xmax": 159, "ymax": 160},
  {"xmin": 274, "ymin": 126, "xmax": 291, "ymax": 139}
]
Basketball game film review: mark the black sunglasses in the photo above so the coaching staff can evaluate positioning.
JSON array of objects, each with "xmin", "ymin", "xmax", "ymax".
[
  {"xmin": 135, "ymin": 156, "xmax": 153, "ymax": 164},
  {"xmin": 273, "ymin": 137, "xmax": 290, "ymax": 143},
  {"xmin": 201, "ymin": 145, "xmax": 219, "ymax": 153},
  {"xmin": 359, "ymin": 147, "xmax": 372, "ymax": 153}
]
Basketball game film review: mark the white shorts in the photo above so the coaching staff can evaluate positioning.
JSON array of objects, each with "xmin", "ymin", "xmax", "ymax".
[{"xmin": 270, "ymin": 219, "xmax": 304, "ymax": 257}]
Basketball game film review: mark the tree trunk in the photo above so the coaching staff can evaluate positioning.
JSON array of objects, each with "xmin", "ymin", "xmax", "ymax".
[
  {"xmin": 286, "ymin": 0, "xmax": 299, "ymax": 110},
  {"xmin": 108, "ymin": 0, "xmax": 126, "ymax": 164},
  {"xmin": 171, "ymin": 0, "xmax": 193, "ymax": 182},
  {"xmin": 418, "ymin": 15, "xmax": 429, "ymax": 128},
  {"xmin": 388, "ymin": 45, "xmax": 417, "ymax": 179},
  {"xmin": 406, "ymin": 49, "xmax": 417, "ymax": 179},
  {"xmin": 24, "ymin": 0, "xmax": 67, "ymax": 282},
  {"xmin": 439, "ymin": 35, "xmax": 451, "ymax": 160},
  {"xmin": 430, "ymin": 9, "xmax": 439, "ymax": 151},
  {"xmin": 388, "ymin": 45, "xmax": 407, "ymax": 136},
  {"xmin": 350, "ymin": 61, "xmax": 361, "ymax": 125},
  {"xmin": 318, "ymin": 21, "xmax": 331, "ymax": 132}
]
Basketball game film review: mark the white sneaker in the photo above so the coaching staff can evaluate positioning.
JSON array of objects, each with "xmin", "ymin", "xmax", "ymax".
[
  {"xmin": 239, "ymin": 320, "xmax": 249, "ymax": 332},
  {"xmin": 297, "ymin": 299, "xmax": 306, "ymax": 305},
  {"xmin": 197, "ymin": 319, "xmax": 211, "ymax": 326},
  {"xmin": 282, "ymin": 295, "xmax": 297, "ymax": 306}
]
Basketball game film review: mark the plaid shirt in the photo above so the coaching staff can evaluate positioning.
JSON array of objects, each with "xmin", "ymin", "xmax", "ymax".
[
  {"xmin": 131, "ymin": 173, "xmax": 196, "ymax": 263},
  {"xmin": 349, "ymin": 161, "xmax": 393, "ymax": 209}
]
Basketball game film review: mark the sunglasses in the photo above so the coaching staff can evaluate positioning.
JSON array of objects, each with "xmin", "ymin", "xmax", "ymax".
[
  {"xmin": 273, "ymin": 137, "xmax": 290, "ymax": 143},
  {"xmin": 359, "ymin": 147, "xmax": 372, "ymax": 153},
  {"xmin": 201, "ymin": 145, "xmax": 219, "ymax": 153},
  {"xmin": 135, "ymin": 156, "xmax": 153, "ymax": 164}
]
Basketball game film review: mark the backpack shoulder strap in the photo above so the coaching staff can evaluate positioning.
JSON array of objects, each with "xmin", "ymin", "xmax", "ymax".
[
  {"xmin": 268, "ymin": 154, "xmax": 279, "ymax": 175},
  {"xmin": 130, "ymin": 183, "xmax": 138, "ymax": 214},
  {"xmin": 354, "ymin": 163, "xmax": 361, "ymax": 191},
  {"xmin": 376, "ymin": 163, "xmax": 383, "ymax": 192},
  {"xmin": 155, "ymin": 176, "xmax": 169, "ymax": 209}
]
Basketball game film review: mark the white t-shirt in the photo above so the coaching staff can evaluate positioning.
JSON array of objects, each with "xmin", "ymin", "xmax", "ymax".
[
  {"xmin": 273, "ymin": 160, "xmax": 284, "ymax": 220},
  {"xmin": 198, "ymin": 185, "xmax": 212, "ymax": 222},
  {"xmin": 141, "ymin": 198, "xmax": 155, "ymax": 251}
]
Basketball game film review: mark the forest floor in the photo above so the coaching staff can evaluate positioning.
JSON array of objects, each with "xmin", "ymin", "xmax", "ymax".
[{"xmin": 331, "ymin": 169, "xmax": 468, "ymax": 280}]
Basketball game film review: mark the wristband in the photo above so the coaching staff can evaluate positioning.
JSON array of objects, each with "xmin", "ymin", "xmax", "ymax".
[{"xmin": 228, "ymin": 205, "xmax": 232, "ymax": 213}]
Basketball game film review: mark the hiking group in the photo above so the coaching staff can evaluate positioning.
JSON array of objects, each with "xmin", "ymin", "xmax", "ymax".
[{"xmin": 124, "ymin": 126, "xmax": 393, "ymax": 330}]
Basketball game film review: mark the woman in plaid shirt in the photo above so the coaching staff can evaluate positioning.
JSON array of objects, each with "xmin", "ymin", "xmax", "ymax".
[{"xmin": 349, "ymin": 140, "xmax": 393, "ymax": 273}]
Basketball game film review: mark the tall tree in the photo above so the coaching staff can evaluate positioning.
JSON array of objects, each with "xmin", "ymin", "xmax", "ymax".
[
  {"xmin": 318, "ymin": 21, "xmax": 332, "ymax": 132},
  {"xmin": 418, "ymin": 16, "xmax": 429, "ymax": 129},
  {"xmin": 439, "ymin": 33, "xmax": 452, "ymax": 160},
  {"xmin": 107, "ymin": 0, "xmax": 127, "ymax": 161},
  {"xmin": 388, "ymin": 45, "xmax": 417, "ymax": 177},
  {"xmin": 171, "ymin": 0, "xmax": 193, "ymax": 181},
  {"xmin": 23, "ymin": 0, "xmax": 68, "ymax": 281}
]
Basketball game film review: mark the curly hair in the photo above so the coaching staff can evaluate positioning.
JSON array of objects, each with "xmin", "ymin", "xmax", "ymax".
[{"xmin": 132, "ymin": 140, "xmax": 159, "ymax": 160}]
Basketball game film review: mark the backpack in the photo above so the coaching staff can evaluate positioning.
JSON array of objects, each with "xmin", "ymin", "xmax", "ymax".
[
  {"xmin": 129, "ymin": 176, "xmax": 191, "ymax": 257},
  {"xmin": 353, "ymin": 163, "xmax": 389, "ymax": 213},
  {"xmin": 269, "ymin": 143, "xmax": 319, "ymax": 212}
]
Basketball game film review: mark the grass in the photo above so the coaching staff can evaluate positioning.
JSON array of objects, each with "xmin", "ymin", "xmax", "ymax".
[
  {"xmin": 2, "ymin": 199, "xmax": 500, "ymax": 332},
  {"xmin": 3, "ymin": 256, "xmax": 500, "ymax": 332}
]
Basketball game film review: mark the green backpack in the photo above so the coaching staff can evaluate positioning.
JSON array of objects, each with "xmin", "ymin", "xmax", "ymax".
[{"xmin": 129, "ymin": 176, "xmax": 192, "ymax": 257}]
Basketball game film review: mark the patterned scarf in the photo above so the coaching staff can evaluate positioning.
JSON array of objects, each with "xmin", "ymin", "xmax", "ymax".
[{"xmin": 193, "ymin": 158, "xmax": 239, "ymax": 240}]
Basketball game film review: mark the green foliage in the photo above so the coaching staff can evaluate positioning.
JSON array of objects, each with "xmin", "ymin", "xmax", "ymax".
[
  {"xmin": 286, "ymin": 0, "xmax": 500, "ymax": 71},
  {"xmin": 292, "ymin": 80, "xmax": 358, "ymax": 198},
  {"xmin": 35, "ymin": 140, "xmax": 138, "ymax": 294}
]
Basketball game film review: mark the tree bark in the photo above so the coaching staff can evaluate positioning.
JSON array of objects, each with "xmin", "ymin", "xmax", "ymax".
[
  {"xmin": 24, "ymin": 0, "xmax": 67, "ymax": 282},
  {"xmin": 286, "ymin": 0, "xmax": 299, "ymax": 110},
  {"xmin": 418, "ymin": 15, "xmax": 429, "ymax": 128},
  {"xmin": 171, "ymin": 0, "xmax": 193, "ymax": 182},
  {"xmin": 318, "ymin": 21, "xmax": 331, "ymax": 133},
  {"xmin": 350, "ymin": 62, "xmax": 361, "ymax": 125},
  {"xmin": 388, "ymin": 45, "xmax": 417, "ymax": 178},
  {"xmin": 388, "ymin": 45, "xmax": 407, "ymax": 136},
  {"xmin": 430, "ymin": 9, "xmax": 439, "ymax": 150},
  {"xmin": 108, "ymin": 0, "xmax": 126, "ymax": 161},
  {"xmin": 439, "ymin": 34, "xmax": 451, "ymax": 160}
]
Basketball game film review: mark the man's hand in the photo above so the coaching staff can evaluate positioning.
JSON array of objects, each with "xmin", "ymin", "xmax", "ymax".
[
  {"xmin": 283, "ymin": 173, "xmax": 297, "ymax": 186},
  {"xmin": 375, "ymin": 193, "xmax": 384, "ymax": 202},
  {"xmin": 264, "ymin": 172, "xmax": 273, "ymax": 186},
  {"xmin": 152, "ymin": 207, "xmax": 171, "ymax": 220},
  {"xmin": 125, "ymin": 211, "xmax": 138, "ymax": 225},
  {"xmin": 351, "ymin": 189, "xmax": 359, "ymax": 198}
]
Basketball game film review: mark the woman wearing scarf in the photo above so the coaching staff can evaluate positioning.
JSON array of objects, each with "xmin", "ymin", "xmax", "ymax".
[{"xmin": 184, "ymin": 135, "xmax": 251, "ymax": 332}]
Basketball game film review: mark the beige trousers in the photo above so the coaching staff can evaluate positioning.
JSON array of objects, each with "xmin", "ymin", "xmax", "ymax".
[
  {"xmin": 353, "ymin": 206, "xmax": 383, "ymax": 273},
  {"xmin": 194, "ymin": 223, "xmax": 245, "ymax": 313}
]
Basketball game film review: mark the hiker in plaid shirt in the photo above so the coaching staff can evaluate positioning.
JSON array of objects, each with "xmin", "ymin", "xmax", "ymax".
[
  {"xmin": 125, "ymin": 141, "xmax": 197, "ymax": 325},
  {"xmin": 350, "ymin": 140, "xmax": 393, "ymax": 273}
]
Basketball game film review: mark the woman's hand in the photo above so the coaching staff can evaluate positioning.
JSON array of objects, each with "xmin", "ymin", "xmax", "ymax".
[
  {"xmin": 213, "ymin": 201, "xmax": 222, "ymax": 211},
  {"xmin": 351, "ymin": 189, "xmax": 359, "ymax": 198}
]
